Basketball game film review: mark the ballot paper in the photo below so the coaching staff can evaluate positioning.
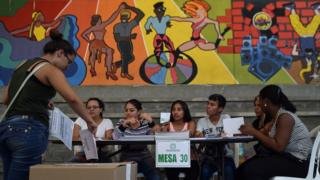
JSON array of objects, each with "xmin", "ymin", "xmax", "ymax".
[
  {"xmin": 80, "ymin": 129, "xmax": 98, "ymax": 160},
  {"xmin": 49, "ymin": 107, "xmax": 74, "ymax": 150},
  {"xmin": 222, "ymin": 117, "xmax": 244, "ymax": 137},
  {"xmin": 160, "ymin": 112, "xmax": 171, "ymax": 124}
]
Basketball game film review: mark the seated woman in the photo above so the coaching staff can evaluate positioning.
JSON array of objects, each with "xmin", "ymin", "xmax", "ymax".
[
  {"xmin": 252, "ymin": 96, "xmax": 267, "ymax": 130},
  {"xmin": 161, "ymin": 100, "xmax": 199, "ymax": 180},
  {"xmin": 72, "ymin": 97, "xmax": 114, "ymax": 162},
  {"xmin": 113, "ymin": 99, "xmax": 161, "ymax": 180},
  {"xmin": 236, "ymin": 85, "xmax": 313, "ymax": 180}
]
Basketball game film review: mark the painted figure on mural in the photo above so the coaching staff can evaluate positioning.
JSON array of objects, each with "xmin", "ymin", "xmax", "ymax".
[
  {"xmin": 11, "ymin": 11, "xmax": 64, "ymax": 41},
  {"xmin": 284, "ymin": 2, "xmax": 320, "ymax": 82},
  {"xmin": 82, "ymin": 3, "xmax": 125, "ymax": 80},
  {"xmin": 171, "ymin": 0, "xmax": 224, "ymax": 54},
  {"xmin": 113, "ymin": 2, "xmax": 144, "ymax": 80},
  {"xmin": 144, "ymin": 2, "xmax": 175, "ymax": 64}
]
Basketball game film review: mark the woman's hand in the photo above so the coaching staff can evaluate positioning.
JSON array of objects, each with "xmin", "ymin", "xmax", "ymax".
[
  {"xmin": 140, "ymin": 112, "xmax": 153, "ymax": 123},
  {"xmin": 239, "ymin": 123, "xmax": 256, "ymax": 136},
  {"xmin": 123, "ymin": 117, "xmax": 139, "ymax": 128},
  {"xmin": 48, "ymin": 100, "xmax": 54, "ymax": 110},
  {"xmin": 87, "ymin": 121, "xmax": 98, "ymax": 134}
]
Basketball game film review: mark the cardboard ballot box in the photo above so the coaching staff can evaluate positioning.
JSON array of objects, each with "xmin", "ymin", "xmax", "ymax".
[{"xmin": 30, "ymin": 162, "xmax": 137, "ymax": 180}]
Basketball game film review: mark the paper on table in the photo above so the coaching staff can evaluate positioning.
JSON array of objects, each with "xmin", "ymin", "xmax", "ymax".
[
  {"xmin": 80, "ymin": 129, "xmax": 98, "ymax": 160},
  {"xmin": 49, "ymin": 107, "xmax": 74, "ymax": 150},
  {"xmin": 160, "ymin": 112, "xmax": 170, "ymax": 124},
  {"xmin": 222, "ymin": 117, "xmax": 244, "ymax": 137}
]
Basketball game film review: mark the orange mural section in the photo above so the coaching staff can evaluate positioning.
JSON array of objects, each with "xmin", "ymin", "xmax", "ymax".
[{"xmin": 74, "ymin": 0, "xmax": 148, "ymax": 85}]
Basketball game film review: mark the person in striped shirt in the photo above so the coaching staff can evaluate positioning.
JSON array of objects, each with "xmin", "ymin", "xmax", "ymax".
[{"xmin": 113, "ymin": 99, "xmax": 160, "ymax": 180}]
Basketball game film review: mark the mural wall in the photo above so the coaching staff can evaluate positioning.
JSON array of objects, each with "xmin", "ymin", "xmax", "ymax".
[{"xmin": 0, "ymin": 0, "xmax": 319, "ymax": 86}]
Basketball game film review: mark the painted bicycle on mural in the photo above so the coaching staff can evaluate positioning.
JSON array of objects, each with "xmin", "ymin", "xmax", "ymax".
[{"xmin": 139, "ymin": 0, "xmax": 229, "ymax": 84}]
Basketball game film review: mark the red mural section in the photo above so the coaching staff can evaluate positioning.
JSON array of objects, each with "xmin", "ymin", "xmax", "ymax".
[{"xmin": 216, "ymin": 0, "xmax": 320, "ymax": 55}]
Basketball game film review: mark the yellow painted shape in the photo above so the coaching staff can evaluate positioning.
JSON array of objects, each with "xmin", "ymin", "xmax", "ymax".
[
  {"xmin": 136, "ymin": 0, "xmax": 237, "ymax": 84},
  {"xmin": 165, "ymin": 69, "xmax": 173, "ymax": 84}
]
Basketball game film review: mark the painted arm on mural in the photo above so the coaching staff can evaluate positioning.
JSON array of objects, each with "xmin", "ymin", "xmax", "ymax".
[
  {"xmin": 206, "ymin": 18, "xmax": 224, "ymax": 40},
  {"xmin": 291, "ymin": 43, "xmax": 299, "ymax": 56},
  {"xmin": 144, "ymin": 17, "xmax": 153, "ymax": 34},
  {"xmin": 101, "ymin": 3, "xmax": 126, "ymax": 27},
  {"xmin": 127, "ymin": 3, "xmax": 144, "ymax": 39},
  {"xmin": 10, "ymin": 15, "xmax": 65, "ymax": 35},
  {"xmin": 170, "ymin": 16, "xmax": 194, "ymax": 22},
  {"xmin": 126, "ymin": 3, "xmax": 145, "ymax": 24}
]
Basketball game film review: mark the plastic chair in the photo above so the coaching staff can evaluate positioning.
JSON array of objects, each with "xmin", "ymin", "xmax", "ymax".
[
  {"xmin": 271, "ymin": 132, "xmax": 320, "ymax": 180},
  {"xmin": 310, "ymin": 125, "xmax": 320, "ymax": 140}
]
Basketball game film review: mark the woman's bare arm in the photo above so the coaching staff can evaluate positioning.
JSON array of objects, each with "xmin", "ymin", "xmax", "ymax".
[
  {"xmin": 105, "ymin": 129, "xmax": 113, "ymax": 140},
  {"xmin": 37, "ymin": 65, "xmax": 97, "ymax": 132},
  {"xmin": 240, "ymin": 114, "xmax": 294, "ymax": 152},
  {"xmin": 72, "ymin": 124, "xmax": 81, "ymax": 140},
  {"xmin": 2, "ymin": 86, "xmax": 9, "ymax": 105}
]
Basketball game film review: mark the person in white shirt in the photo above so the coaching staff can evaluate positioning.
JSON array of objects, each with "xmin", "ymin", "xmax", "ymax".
[
  {"xmin": 196, "ymin": 94, "xmax": 236, "ymax": 180},
  {"xmin": 72, "ymin": 97, "xmax": 114, "ymax": 162}
]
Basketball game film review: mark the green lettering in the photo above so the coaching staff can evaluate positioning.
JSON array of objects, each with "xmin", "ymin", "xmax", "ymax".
[
  {"xmin": 158, "ymin": 154, "xmax": 165, "ymax": 162},
  {"xmin": 172, "ymin": 154, "xmax": 177, "ymax": 162}
]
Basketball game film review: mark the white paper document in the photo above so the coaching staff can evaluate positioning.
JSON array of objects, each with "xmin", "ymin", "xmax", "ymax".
[
  {"xmin": 160, "ymin": 112, "xmax": 171, "ymax": 124},
  {"xmin": 80, "ymin": 129, "xmax": 98, "ymax": 160},
  {"xmin": 222, "ymin": 117, "xmax": 244, "ymax": 137},
  {"xmin": 49, "ymin": 107, "xmax": 74, "ymax": 150}
]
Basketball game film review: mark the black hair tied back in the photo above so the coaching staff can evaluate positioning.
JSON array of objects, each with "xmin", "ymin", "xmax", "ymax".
[{"xmin": 49, "ymin": 30, "xmax": 63, "ymax": 41}]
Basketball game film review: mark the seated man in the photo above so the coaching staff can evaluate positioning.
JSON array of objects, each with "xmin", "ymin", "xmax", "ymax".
[{"xmin": 196, "ymin": 94, "xmax": 236, "ymax": 180}]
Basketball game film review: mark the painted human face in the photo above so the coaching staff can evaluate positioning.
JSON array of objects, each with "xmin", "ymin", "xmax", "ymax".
[
  {"xmin": 125, "ymin": 103, "xmax": 140, "ymax": 118},
  {"xmin": 37, "ymin": 13, "xmax": 45, "ymax": 22},
  {"xmin": 86, "ymin": 100, "xmax": 102, "ymax": 118},
  {"xmin": 206, "ymin": 100, "xmax": 222, "ymax": 116},
  {"xmin": 121, "ymin": 15, "xmax": 129, "ymax": 23},
  {"xmin": 154, "ymin": 6, "xmax": 166, "ymax": 17},
  {"xmin": 171, "ymin": 103, "xmax": 184, "ymax": 121},
  {"xmin": 196, "ymin": 7, "xmax": 207, "ymax": 18}
]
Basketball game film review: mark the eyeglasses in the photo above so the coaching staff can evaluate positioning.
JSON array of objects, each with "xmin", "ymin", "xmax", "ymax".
[
  {"xmin": 87, "ymin": 106, "xmax": 100, "ymax": 109},
  {"xmin": 64, "ymin": 54, "xmax": 73, "ymax": 65}
]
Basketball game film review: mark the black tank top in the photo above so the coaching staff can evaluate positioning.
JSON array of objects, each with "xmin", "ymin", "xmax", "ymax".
[{"xmin": 6, "ymin": 58, "xmax": 56, "ymax": 126}]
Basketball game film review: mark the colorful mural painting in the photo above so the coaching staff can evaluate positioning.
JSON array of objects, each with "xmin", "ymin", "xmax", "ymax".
[{"xmin": 0, "ymin": 0, "xmax": 319, "ymax": 86}]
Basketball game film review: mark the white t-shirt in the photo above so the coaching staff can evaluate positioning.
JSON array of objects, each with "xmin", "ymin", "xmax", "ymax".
[
  {"xmin": 197, "ymin": 114, "xmax": 230, "ymax": 136},
  {"xmin": 74, "ymin": 117, "xmax": 114, "ymax": 139},
  {"xmin": 74, "ymin": 118, "xmax": 114, "ymax": 152},
  {"xmin": 197, "ymin": 114, "xmax": 233, "ymax": 158}
]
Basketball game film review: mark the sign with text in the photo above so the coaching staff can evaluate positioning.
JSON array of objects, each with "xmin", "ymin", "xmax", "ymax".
[{"xmin": 155, "ymin": 132, "xmax": 190, "ymax": 168}]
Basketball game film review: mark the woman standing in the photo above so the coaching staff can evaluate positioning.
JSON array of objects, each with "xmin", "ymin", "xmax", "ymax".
[
  {"xmin": 0, "ymin": 31, "xmax": 97, "ymax": 180},
  {"xmin": 236, "ymin": 85, "xmax": 312, "ymax": 180},
  {"xmin": 113, "ymin": 99, "xmax": 160, "ymax": 180},
  {"xmin": 72, "ymin": 97, "xmax": 113, "ymax": 162},
  {"xmin": 161, "ymin": 100, "xmax": 199, "ymax": 180}
]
